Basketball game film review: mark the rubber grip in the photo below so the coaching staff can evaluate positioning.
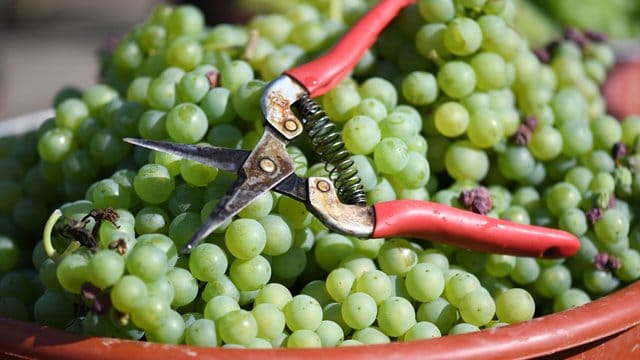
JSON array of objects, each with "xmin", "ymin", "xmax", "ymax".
[
  {"xmin": 372, "ymin": 200, "xmax": 580, "ymax": 258},
  {"xmin": 285, "ymin": 0, "xmax": 416, "ymax": 97}
]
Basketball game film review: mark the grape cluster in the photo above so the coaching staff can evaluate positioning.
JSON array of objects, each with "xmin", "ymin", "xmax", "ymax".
[{"xmin": 1, "ymin": 0, "xmax": 640, "ymax": 350}]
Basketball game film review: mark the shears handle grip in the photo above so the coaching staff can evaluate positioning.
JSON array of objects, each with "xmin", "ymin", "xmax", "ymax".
[
  {"xmin": 285, "ymin": 0, "xmax": 416, "ymax": 97},
  {"xmin": 372, "ymin": 200, "xmax": 581, "ymax": 258}
]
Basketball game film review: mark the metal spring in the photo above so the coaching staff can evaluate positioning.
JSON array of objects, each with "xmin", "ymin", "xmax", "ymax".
[{"xmin": 293, "ymin": 94, "xmax": 367, "ymax": 206}]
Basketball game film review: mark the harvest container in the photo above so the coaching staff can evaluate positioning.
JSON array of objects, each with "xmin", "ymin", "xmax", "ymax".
[{"xmin": 1, "ymin": 107, "xmax": 640, "ymax": 359}]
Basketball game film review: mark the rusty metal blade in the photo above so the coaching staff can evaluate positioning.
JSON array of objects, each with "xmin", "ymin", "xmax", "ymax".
[{"xmin": 123, "ymin": 138, "xmax": 249, "ymax": 172}]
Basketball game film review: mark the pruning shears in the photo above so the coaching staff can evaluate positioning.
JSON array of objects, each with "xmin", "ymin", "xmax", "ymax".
[{"xmin": 125, "ymin": 0, "xmax": 580, "ymax": 258}]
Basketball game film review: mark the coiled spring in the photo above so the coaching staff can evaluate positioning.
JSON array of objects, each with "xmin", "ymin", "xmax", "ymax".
[{"xmin": 293, "ymin": 94, "xmax": 367, "ymax": 206}]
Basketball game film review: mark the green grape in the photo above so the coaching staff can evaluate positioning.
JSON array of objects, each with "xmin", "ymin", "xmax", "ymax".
[
  {"xmin": 188, "ymin": 243, "xmax": 228, "ymax": 282},
  {"xmin": 445, "ymin": 141, "xmax": 489, "ymax": 181},
  {"xmin": 495, "ymin": 288, "xmax": 535, "ymax": 324},
  {"xmin": 278, "ymin": 196, "xmax": 313, "ymax": 229},
  {"xmin": 558, "ymin": 208, "xmax": 588, "ymax": 236},
  {"xmin": 527, "ymin": 125, "xmax": 563, "ymax": 161},
  {"xmin": 615, "ymin": 249, "xmax": 640, "ymax": 282},
  {"xmin": 185, "ymin": 318, "xmax": 218, "ymax": 347},
  {"xmin": 206, "ymin": 124, "xmax": 242, "ymax": 148},
  {"xmin": 485, "ymin": 254, "xmax": 516, "ymax": 278},
  {"xmin": 167, "ymin": 183, "xmax": 203, "ymax": 216},
  {"xmin": 377, "ymin": 296, "xmax": 417, "ymax": 337},
  {"xmin": 325, "ymin": 268, "xmax": 356, "ymax": 303},
  {"xmin": 377, "ymin": 239, "xmax": 418, "ymax": 276},
  {"xmin": 437, "ymin": 61, "xmax": 477, "ymax": 99},
  {"xmin": 131, "ymin": 294, "xmax": 171, "ymax": 330},
  {"xmin": 339, "ymin": 255, "xmax": 377, "ymax": 279},
  {"xmin": 342, "ymin": 115, "xmax": 381, "ymax": 155},
  {"xmin": 545, "ymin": 182, "xmax": 581, "ymax": 216},
  {"xmin": 583, "ymin": 269, "xmax": 619, "ymax": 295},
  {"xmin": 471, "ymin": 52, "xmax": 507, "ymax": 90},
  {"xmin": 551, "ymin": 87, "xmax": 588, "ymax": 125},
  {"xmin": 380, "ymin": 110, "xmax": 421, "ymax": 141},
  {"xmin": 224, "ymin": 218, "xmax": 266, "ymax": 260},
  {"xmin": 467, "ymin": 109, "xmax": 504, "ymax": 148},
  {"xmin": 203, "ymin": 295, "xmax": 240, "ymax": 321},
  {"xmin": 560, "ymin": 120, "xmax": 593, "ymax": 157},
  {"xmin": 402, "ymin": 71, "xmax": 438, "ymax": 106},
  {"xmin": 254, "ymin": 283, "xmax": 293, "ymax": 310},
  {"xmin": 594, "ymin": 208, "xmax": 630, "ymax": 244},
  {"xmin": 200, "ymin": 87, "xmax": 236, "ymax": 125},
  {"xmin": 111, "ymin": 275, "xmax": 148, "ymax": 313},
  {"xmin": 146, "ymin": 309, "xmax": 185, "ymax": 344},
  {"xmin": 165, "ymin": 36, "xmax": 203, "ymax": 71},
  {"xmin": 395, "ymin": 151, "xmax": 430, "ymax": 189},
  {"xmin": 133, "ymin": 164, "xmax": 175, "ymax": 205},
  {"xmin": 89, "ymin": 128, "xmax": 130, "ymax": 166},
  {"xmin": 248, "ymin": 13, "xmax": 292, "ymax": 45},
  {"xmin": 405, "ymin": 262, "xmax": 445, "ymax": 302},
  {"xmin": 373, "ymin": 137, "xmax": 409, "ymax": 174},
  {"xmin": 445, "ymin": 271, "xmax": 481, "ymax": 308},
  {"xmin": 434, "ymin": 101, "xmax": 469, "ymax": 138},
  {"xmin": 271, "ymin": 246, "xmax": 307, "ymax": 280},
  {"xmin": 176, "ymin": 71, "xmax": 210, "ymax": 103},
  {"xmin": 289, "ymin": 20, "xmax": 328, "ymax": 52},
  {"xmin": 238, "ymin": 191, "xmax": 273, "ymax": 219},
  {"xmin": 621, "ymin": 115, "xmax": 640, "ymax": 145},
  {"xmin": 322, "ymin": 82, "xmax": 362, "ymax": 123},
  {"xmin": 138, "ymin": 23, "xmax": 167, "ymax": 55},
  {"xmin": 497, "ymin": 145, "xmax": 535, "ymax": 180},
  {"xmin": 165, "ymin": 267, "xmax": 198, "ymax": 308},
  {"xmin": 352, "ymin": 97, "xmax": 388, "ymax": 122},
  {"xmin": 217, "ymin": 309, "xmax": 258, "ymax": 346},
  {"xmin": 258, "ymin": 214, "xmax": 293, "ymax": 256},
  {"xmin": 56, "ymin": 253, "xmax": 90, "ymax": 294},
  {"xmin": 61, "ymin": 149, "xmax": 100, "ymax": 182},
  {"xmin": 55, "ymin": 98, "xmax": 89, "ymax": 131},
  {"xmin": 92, "ymin": 178, "xmax": 131, "ymax": 210},
  {"xmin": 37, "ymin": 127, "xmax": 75, "ymax": 164},
  {"xmin": 314, "ymin": 233, "xmax": 354, "ymax": 272},
  {"xmin": 417, "ymin": 0, "xmax": 455, "ymax": 23},
  {"xmin": 113, "ymin": 40, "xmax": 143, "ymax": 73},
  {"xmin": 284, "ymin": 294, "xmax": 323, "ymax": 331},
  {"xmin": 345, "ymin": 268, "xmax": 388, "ymax": 305},
  {"xmin": 301, "ymin": 280, "xmax": 332, "ymax": 309},
  {"xmin": 147, "ymin": 78, "xmax": 176, "ymax": 111},
  {"xmin": 351, "ymin": 327, "xmax": 390, "ymax": 345},
  {"xmin": 126, "ymin": 244, "xmax": 167, "ymax": 282},
  {"xmin": 166, "ymin": 103, "xmax": 208, "ymax": 144},
  {"xmin": 443, "ymin": 17, "xmax": 482, "ymax": 56},
  {"xmin": 88, "ymin": 250, "xmax": 125, "ymax": 289},
  {"xmin": 403, "ymin": 321, "xmax": 441, "ymax": 341},
  {"xmin": 359, "ymin": 77, "xmax": 397, "ymax": 111},
  {"xmin": 252, "ymin": 302, "xmax": 286, "ymax": 341},
  {"xmin": 0, "ymin": 296, "xmax": 29, "ymax": 322},
  {"xmin": 553, "ymin": 288, "xmax": 590, "ymax": 313},
  {"xmin": 340, "ymin": 291, "xmax": 378, "ymax": 330},
  {"xmin": 229, "ymin": 255, "xmax": 271, "ymax": 291},
  {"xmin": 416, "ymin": 297, "xmax": 459, "ymax": 334},
  {"xmin": 534, "ymin": 264, "xmax": 572, "ymax": 299},
  {"xmin": 287, "ymin": 329, "xmax": 322, "ymax": 348},
  {"xmin": 33, "ymin": 291, "xmax": 75, "ymax": 329},
  {"xmin": 448, "ymin": 322, "xmax": 480, "ymax": 335},
  {"xmin": 315, "ymin": 320, "xmax": 344, "ymax": 347}
]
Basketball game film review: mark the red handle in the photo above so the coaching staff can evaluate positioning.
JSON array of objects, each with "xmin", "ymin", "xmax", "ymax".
[
  {"xmin": 285, "ymin": 0, "xmax": 416, "ymax": 97},
  {"xmin": 372, "ymin": 200, "xmax": 580, "ymax": 258}
]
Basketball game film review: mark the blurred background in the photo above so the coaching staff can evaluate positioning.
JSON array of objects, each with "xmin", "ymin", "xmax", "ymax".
[{"xmin": 0, "ymin": 0, "xmax": 266, "ymax": 120}]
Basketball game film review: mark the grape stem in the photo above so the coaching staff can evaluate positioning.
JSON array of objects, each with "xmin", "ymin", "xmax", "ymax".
[
  {"xmin": 42, "ymin": 209, "xmax": 80, "ymax": 261},
  {"xmin": 43, "ymin": 209, "xmax": 62, "ymax": 259}
]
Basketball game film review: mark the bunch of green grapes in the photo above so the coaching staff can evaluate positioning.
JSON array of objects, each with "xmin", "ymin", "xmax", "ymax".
[{"xmin": 1, "ymin": 0, "xmax": 640, "ymax": 350}]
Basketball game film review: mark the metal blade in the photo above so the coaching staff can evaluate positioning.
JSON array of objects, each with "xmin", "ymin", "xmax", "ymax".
[
  {"xmin": 181, "ymin": 128, "xmax": 296, "ymax": 252},
  {"xmin": 123, "ymin": 138, "xmax": 249, "ymax": 172},
  {"xmin": 272, "ymin": 173, "xmax": 308, "ymax": 202}
]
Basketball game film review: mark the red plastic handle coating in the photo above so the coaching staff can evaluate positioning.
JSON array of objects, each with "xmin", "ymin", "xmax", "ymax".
[
  {"xmin": 285, "ymin": 0, "xmax": 416, "ymax": 97},
  {"xmin": 372, "ymin": 200, "xmax": 580, "ymax": 258}
]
